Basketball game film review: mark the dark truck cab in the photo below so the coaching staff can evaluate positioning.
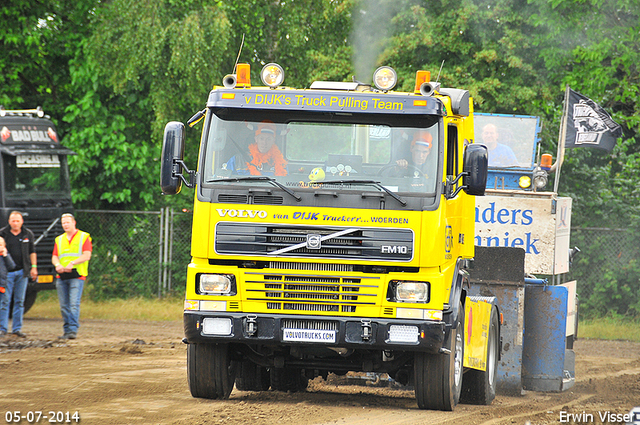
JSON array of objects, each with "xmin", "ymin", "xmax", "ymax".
[{"xmin": 0, "ymin": 107, "xmax": 75, "ymax": 311}]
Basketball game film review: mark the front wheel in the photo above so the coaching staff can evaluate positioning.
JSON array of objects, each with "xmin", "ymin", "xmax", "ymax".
[
  {"xmin": 414, "ymin": 301, "xmax": 464, "ymax": 410},
  {"xmin": 187, "ymin": 343, "xmax": 236, "ymax": 399},
  {"xmin": 460, "ymin": 306, "xmax": 499, "ymax": 405}
]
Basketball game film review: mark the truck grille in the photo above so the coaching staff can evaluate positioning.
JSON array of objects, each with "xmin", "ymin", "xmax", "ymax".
[
  {"xmin": 282, "ymin": 319, "xmax": 338, "ymax": 331},
  {"xmin": 244, "ymin": 271, "xmax": 380, "ymax": 315},
  {"xmin": 217, "ymin": 194, "xmax": 284, "ymax": 205},
  {"xmin": 215, "ymin": 223, "xmax": 413, "ymax": 261}
]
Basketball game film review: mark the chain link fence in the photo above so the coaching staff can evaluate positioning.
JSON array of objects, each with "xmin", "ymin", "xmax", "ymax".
[
  {"xmin": 71, "ymin": 210, "xmax": 639, "ymax": 315},
  {"xmin": 567, "ymin": 227, "xmax": 640, "ymax": 316},
  {"xmin": 74, "ymin": 209, "xmax": 192, "ymax": 300}
]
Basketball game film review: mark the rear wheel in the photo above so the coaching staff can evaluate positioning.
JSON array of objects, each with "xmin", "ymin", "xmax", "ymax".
[
  {"xmin": 187, "ymin": 343, "xmax": 236, "ymax": 399},
  {"xmin": 461, "ymin": 306, "xmax": 499, "ymax": 405},
  {"xmin": 235, "ymin": 360, "xmax": 270, "ymax": 391},
  {"xmin": 9, "ymin": 290, "xmax": 38, "ymax": 318},
  {"xmin": 270, "ymin": 367, "xmax": 309, "ymax": 392},
  {"xmin": 23, "ymin": 290, "xmax": 38, "ymax": 314},
  {"xmin": 414, "ymin": 301, "xmax": 464, "ymax": 410}
]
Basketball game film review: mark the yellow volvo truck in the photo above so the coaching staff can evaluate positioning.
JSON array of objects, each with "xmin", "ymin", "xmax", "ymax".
[{"xmin": 160, "ymin": 63, "xmax": 501, "ymax": 410}]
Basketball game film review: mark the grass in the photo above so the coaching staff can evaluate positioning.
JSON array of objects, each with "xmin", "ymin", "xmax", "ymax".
[
  {"xmin": 26, "ymin": 291, "xmax": 183, "ymax": 322},
  {"xmin": 27, "ymin": 293, "xmax": 640, "ymax": 342},
  {"xmin": 578, "ymin": 316, "xmax": 640, "ymax": 342}
]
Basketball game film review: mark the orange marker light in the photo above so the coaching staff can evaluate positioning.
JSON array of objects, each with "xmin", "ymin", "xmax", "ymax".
[
  {"xmin": 236, "ymin": 63, "xmax": 251, "ymax": 87},
  {"xmin": 540, "ymin": 153, "xmax": 553, "ymax": 170},
  {"xmin": 414, "ymin": 70, "xmax": 431, "ymax": 93}
]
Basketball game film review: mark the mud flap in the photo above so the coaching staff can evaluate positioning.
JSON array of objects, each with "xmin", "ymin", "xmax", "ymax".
[
  {"xmin": 522, "ymin": 284, "xmax": 575, "ymax": 392},
  {"xmin": 468, "ymin": 246, "xmax": 525, "ymax": 395}
]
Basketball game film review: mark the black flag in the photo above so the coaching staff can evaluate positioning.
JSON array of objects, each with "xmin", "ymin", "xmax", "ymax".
[{"xmin": 564, "ymin": 88, "xmax": 623, "ymax": 152}]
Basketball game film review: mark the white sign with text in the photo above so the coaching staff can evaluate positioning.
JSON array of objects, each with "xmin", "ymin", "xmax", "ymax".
[{"xmin": 475, "ymin": 194, "xmax": 572, "ymax": 275}]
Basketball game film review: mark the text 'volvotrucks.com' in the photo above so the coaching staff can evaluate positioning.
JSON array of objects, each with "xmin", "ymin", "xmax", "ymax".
[
  {"xmin": 160, "ymin": 63, "xmax": 577, "ymax": 410},
  {"xmin": 0, "ymin": 107, "xmax": 75, "ymax": 312}
]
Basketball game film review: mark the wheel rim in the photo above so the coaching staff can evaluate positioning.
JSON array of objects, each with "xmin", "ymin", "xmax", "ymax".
[{"xmin": 454, "ymin": 331, "xmax": 463, "ymax": 387}]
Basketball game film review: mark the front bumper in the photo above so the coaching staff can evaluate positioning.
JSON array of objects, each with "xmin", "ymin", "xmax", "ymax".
[{"xmin": 184, "ymin": 311, "xmax": 446, "ymax": 353}]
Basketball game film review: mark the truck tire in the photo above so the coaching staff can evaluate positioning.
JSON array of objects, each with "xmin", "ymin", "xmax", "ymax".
[
  {"xmin": 270, "ymin": 367, "xmax": 308, "ymax": 392},
  {"xmin": 414, "ymin": 301, "xmax": 464, "ymax": 411},
  {"xmin": 460, "ymin": 306, "xmax": 499, "ymax": 405},
  {"xmin": 187, "ymin": 343, "xmax": 236, "ymax": 399},
  {"xmin": 23, "ymin": 290, "xmax": 38, "ymax": 314},
  {"xmin": 235, "ymin": 360, "xmax": 270, "ymax": 391}
]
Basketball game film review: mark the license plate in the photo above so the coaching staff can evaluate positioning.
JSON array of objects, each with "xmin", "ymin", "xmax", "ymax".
[
  {"xmin": 283, "ymin": 328, "xmax": 336, "ymax": 343},
  {"xmin": 38, "ymin": 275, "xmax": 54, "ymax": 283}
]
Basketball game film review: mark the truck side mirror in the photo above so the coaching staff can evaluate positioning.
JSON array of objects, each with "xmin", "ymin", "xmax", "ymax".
[
  {"xmin": 463, "ymin": 144, "xmax": 488, "ymax": 196},
  {"xmin": 160, "ymin": 121, "xmax": 186, "ymax": 195}
]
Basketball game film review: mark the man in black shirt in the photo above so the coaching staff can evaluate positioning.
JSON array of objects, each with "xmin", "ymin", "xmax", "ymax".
[{"xmin": 0, "ymin": 211, "xmax": 37, "ymax": 338}]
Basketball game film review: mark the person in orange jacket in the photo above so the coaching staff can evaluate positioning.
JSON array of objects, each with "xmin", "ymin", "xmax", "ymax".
[{"xmin": 225, "ymin": 121, "xmax": 288, "ymax": 176}]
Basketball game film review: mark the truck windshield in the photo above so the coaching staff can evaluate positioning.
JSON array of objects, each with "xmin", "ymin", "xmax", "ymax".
[
  {"xmin": 474, "ymin": 113, "xmax": 540, "ymax": 169},
  {"xmin": 202, "ymin": 112, "xmax": 440, "ymax": 195},
  {"xmin": 2, "ymin": 154, "xmax": 71, "ymax": 196}
]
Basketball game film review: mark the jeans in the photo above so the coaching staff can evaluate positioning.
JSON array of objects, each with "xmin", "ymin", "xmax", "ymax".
[
  {"xmin": 56, "ymin": 278, "xmax": 84, "ymax": 334},
  {"xmin": 0, "ymin": 270, "xmax": 28, "ymax": 333}
]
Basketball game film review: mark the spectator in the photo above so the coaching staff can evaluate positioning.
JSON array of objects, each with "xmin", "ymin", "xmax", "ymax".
[
  {"xmin": 0, "ymin": 237, "xmax": 17, "ymax": 309},
  {"xmin": 481, "ymin": 123, "xmax": 519, "ymax": 167},
  {"xmin": 51, "ymin": 213, "xmax": 92, "ymax": 340},
  {"xmin": 0, "ymin": 211, "xmax": 37, "ymax": 338},
  {"xmin": 225, "ymin": 121, "xmax": 288, "ymax": 176}
]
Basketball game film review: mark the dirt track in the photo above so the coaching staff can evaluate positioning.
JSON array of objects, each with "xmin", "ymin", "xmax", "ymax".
[{"xmin": 1, "ymin": 317, "xmax": 639, "ymax": 425}]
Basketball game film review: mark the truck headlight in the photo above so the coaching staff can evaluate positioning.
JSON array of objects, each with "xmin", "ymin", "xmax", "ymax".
[
  {"xmin": 373, "ymin": 66, "xmax": 397, "ymax": 91},
  {"xmin": 199, "ymin": 274, "xmax": 234, "ymax": 294},
  {"xmin": 393, "ymin": 281, "xmax": 429, "ymax": 302},
  {"xmin": 261, "ymin": 63, "xmax": 285, "ymax": 88},
  {"xmin": 533, "ymin": 168, "xmax": 548, "ymax": 190}
]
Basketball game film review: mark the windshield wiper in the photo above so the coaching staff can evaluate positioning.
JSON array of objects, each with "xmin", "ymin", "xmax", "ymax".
[
  {"xmin": 324, "ymin": 179, "xmax": 407, "ymax": 206},
  {"xmin": 206, "ymin": 176, "xmax": 301, "ymax": 202}
]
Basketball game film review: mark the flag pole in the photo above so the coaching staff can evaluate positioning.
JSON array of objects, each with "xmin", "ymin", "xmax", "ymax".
[{"xmin": 553, "ymin": 85, "xmax": 570, "ymax": 194}]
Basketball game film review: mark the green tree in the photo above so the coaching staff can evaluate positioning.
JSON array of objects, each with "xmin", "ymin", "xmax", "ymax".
[
  {"xmin": 529, "ymin": 0, "xmax": 640, "ymax": 228},
  {"xmin": 218, "ymin": 0, "xmax": 355, "ymax": 86},
  {"xmin": 63, "ymin": 0, "xmax": 231, "ymax": 209},
  {"xmin": 0, "ymin": 0, "xmax": 96, "ymax": 122},
  {"xmin": 380, "ymin": 0, "xmax": 553, "ymax": 115},
  {"xmin": 527, "ymin": 0, "xmax": 640, "ymax": 315}
]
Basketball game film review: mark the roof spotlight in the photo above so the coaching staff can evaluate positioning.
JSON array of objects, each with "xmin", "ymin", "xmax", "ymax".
[
  {"xmin": 261, "ymin": 63, "xmax": 285, "ymax": 88},
  {"xmin": 373, "ymin": 66, "xmax": 397, "ymax": 91}
]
